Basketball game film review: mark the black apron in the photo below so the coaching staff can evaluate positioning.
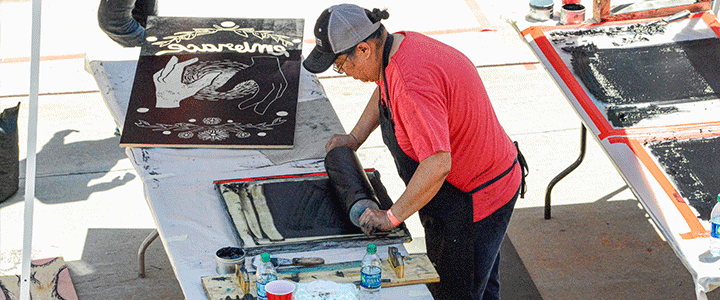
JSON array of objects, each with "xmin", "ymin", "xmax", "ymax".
[{"xmin": 377, "ymin": 34, "xmax": 527, "ymax": 299}]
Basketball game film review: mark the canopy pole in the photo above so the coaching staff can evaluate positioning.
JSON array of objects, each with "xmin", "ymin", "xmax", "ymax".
[{"xmin": 20, "ymin": 0, "xmax": 42, "ymax": 298}]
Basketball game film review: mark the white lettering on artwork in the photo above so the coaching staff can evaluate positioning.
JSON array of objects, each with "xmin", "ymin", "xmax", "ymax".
[{"xmin": 156, "ymin": 42, "xmax": 289, "ymax": 57}]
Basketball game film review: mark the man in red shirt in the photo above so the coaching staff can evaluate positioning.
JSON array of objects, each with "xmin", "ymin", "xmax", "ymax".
[{"xmin": 304, "ymin": 4, "xmax": 527, "ymax": 299}]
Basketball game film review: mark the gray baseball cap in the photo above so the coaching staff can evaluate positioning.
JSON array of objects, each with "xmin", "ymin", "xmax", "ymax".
[{"xmin": 303, "ymin": 4, "xmax": 382, "ymax": 73}]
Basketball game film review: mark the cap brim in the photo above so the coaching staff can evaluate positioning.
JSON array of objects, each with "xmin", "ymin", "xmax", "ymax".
[{"xmin": 303, "ymin": 46, "xmax": 337, "ymax": 74}]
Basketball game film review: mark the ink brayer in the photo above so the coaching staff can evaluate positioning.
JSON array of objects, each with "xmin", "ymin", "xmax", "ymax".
[{"xmin": 325, "ymin": 146, "xmax": 381, "ymax": 227}]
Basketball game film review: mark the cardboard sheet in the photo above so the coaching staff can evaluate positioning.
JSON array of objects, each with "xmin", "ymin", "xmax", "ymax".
[{"xmin": 0, "ymin": 257, "xmax": 78, "ymax": 300}]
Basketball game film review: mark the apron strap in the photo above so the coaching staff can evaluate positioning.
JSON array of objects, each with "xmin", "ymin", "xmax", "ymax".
[
  {"xmin": 381, "ymin": 33, "xmax": 394, "ymax": 109},
  {"xmin": 515, "ymin": 141, "xmax": 529, "ymax": 198},
  {"xmin": 468, "ymin": 141, "xmax": 529, "ymax": 198},
  {"xmin": 468, "ymin": 158, "xmax": 517, "ymax": 195}
]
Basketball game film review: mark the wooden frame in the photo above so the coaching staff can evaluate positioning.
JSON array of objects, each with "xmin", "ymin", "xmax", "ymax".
[{"xmin": 593, "ymin": 0, "xmax": 711, "ymax": 22}]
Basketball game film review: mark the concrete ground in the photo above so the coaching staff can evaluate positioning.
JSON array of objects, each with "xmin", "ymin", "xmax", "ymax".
[{"xmin": 1, "ymin": 0, "xmax": 719, "ymax": 299}]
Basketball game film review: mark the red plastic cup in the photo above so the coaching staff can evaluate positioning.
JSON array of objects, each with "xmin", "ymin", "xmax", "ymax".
[{"xmin": 266, "ymin": 280, "xmax": 295, "ymax": 300}]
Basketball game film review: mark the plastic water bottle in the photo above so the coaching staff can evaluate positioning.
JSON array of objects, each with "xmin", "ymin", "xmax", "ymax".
[
  {"xmin": 359, "ymin": 244, "xmax": 382, "ymax": 300},
  {"xmin": 349, "ymin": 199, "xmax": 380, "ymax": 227},
  {"xmin": 256, "ymin": 253, "xmax": 277, "ymax": 300},
  {"xmin": 710, "ymin": 194, "xmax": 720, "ymax": 255}
]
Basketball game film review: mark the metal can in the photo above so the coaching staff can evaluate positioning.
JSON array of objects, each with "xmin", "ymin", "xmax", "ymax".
[
  {"xmin": 529, "ymin": 0, "xmax": 554, "ymax": 21},
  {"xmin": 561, "ymin": 3, "xmax": 586, "ymax": 25},
  {"xmin": 215, "ymin": 246, "xmax": 245, "ymax": 275}
]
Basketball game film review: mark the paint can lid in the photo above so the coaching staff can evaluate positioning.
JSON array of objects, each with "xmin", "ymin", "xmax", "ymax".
[{"xmin": 529, "ymin": 0, "xmax": 554, "ymax": 9}]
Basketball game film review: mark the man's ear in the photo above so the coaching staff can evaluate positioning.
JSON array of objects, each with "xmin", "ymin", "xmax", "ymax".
[{"xmin": 355, "ymin": 42, "xmax": 372, "ymax": 59}]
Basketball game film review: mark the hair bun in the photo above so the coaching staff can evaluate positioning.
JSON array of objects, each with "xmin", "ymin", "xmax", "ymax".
[{"xmin": 367, "ymin": 8, "xmax": 390, "ymax": 22}]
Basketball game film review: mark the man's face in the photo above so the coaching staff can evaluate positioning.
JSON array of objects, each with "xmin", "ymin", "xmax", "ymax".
[
  {"xmin": 333, "ymin": 54, "xmax": 351, "ymax": 75},
  {"xmin": 332, "ymin": 43, "xmax": 380, "ymax": 82}
]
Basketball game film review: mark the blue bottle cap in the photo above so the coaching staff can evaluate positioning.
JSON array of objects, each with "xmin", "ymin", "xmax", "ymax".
[{"xmin": 261, "ymin": 252, "xmax": 271, "ymax": 263}]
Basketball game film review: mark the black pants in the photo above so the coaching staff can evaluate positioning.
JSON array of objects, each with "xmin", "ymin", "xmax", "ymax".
[
  {"xmin": 422, "ymin": 187, "xmax": 519, "ymax": 299},
  {"xmin": 97, "ymin": 0, "xmax": 157, "ymax": 47}
]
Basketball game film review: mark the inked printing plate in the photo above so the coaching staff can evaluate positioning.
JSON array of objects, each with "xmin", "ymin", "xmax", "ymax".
[
  {"xmin": 120, "ymin": 17, "xmax": 304, "ymax": 148},
  {"xmin": 214, "ymin": 171, "xmax": 412, "ymax": 256}
]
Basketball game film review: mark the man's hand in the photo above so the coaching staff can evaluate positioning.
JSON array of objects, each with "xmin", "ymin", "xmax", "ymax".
[
  {"xmin": 325, "ymin": 133, "xmax": 360, "ymax": 152},
  {"xmin": 153, "ymin": 56, "xmax": 220, "ymax": 108},
  {"xmin": 358, "ymin": 208, "xmax": 395, "ymax": 235}
]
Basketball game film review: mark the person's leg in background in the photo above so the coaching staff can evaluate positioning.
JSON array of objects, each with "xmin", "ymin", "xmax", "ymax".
[
  {"xmin": 130, "ymin": 0, "xmax": 156, "ymax": 28},
  {"xmin": 98, "ymin": 0, "xmax": 157, "ymax": 47}
]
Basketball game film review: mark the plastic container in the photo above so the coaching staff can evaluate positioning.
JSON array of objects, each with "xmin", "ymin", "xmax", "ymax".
[
  {"xmin": 710, "ymin": 194, "xmax": 720, "ymax": 255},
  {"xmin": 359, "ymin": 244, "xmax": 382, "ymax": 300},
  {"xmin": 265, "ymin": 280, "xmax": 295, "ymax": 300},
  {"xmin": 256, "ymin": 253, "xmax": 278, "ymax": 300}
]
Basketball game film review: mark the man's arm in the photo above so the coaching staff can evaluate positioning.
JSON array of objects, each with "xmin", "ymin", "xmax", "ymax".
[
  {"xmin": 359, "ymin": 151, "xmax": 451, "ymax": 233},
  {"xmin": 325, "ymin": 87, "xmax": 381, "ymax": 152}
]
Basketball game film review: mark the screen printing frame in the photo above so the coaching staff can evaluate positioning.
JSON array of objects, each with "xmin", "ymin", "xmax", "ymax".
[
  {"xmin": 522, "ymin": 13, "xmax": 720, "ymax": 297},
  {"xmin": 607, "ymin": 126, "xmax": 720, "ymax": 239},
  {"xmin": 521, "ymin": 12, "xmax": 720, "ymax": 140},
  {"xmin": 214, "ymin": 169, "xmax": 412, "ymax": 256}
]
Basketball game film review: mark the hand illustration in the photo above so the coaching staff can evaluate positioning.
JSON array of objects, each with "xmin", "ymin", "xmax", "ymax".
[
  {"xmin": 215, "ymin": 56, "xmax": 288, "ymax": 115},
  {"xmin": 153, "ymin": 56, "xmax": 220, "ymax": 108}
]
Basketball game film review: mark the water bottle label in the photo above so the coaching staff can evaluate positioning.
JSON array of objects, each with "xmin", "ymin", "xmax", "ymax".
[
  {"xmin": 361, "ymin": 267, "xmax": 382, "ymax": 289},
  {"xmin": 256, "ymin": 274, "xmax": 277, "ymax": 299},
  {"xmin": 257, "ymin": 283, "xmax": 268, "ymax": 299},
  {"xmin": 712, "ymin": 222, "xmax": 720, "ymax": 239}
]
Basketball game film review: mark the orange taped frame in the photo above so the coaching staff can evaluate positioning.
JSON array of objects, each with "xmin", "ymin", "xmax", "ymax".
[
  {"xmin": 608, "ymin": 137, "xmax": 710, "ymax": 239},
  {"xmin": 521, "ymin": 12, "xmax": 720, "ymax": 141}
]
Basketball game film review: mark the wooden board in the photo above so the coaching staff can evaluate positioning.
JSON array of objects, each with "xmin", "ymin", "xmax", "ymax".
[
  {"xmin": 201, "ymin": 275, "xmax": 245, "ymax": 300},
  {"xmin": 0, "ymin": 257, "xmax": 78, "ymax": 300},
  {"xmin": 201, "ymin": 253, "xmax": 439, "ymax": 300},
  {"xmin": 593, "ymin": 0, "xmax": 710, "ymax": 22},
  {"xmin": 120, "ymin": 16, "xmax": 304, "ymax": 149}
]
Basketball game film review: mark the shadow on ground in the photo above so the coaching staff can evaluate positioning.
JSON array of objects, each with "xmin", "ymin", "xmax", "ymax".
[
  {"xmin": 509, "ymin": 187, "xmax": 720, "ymax": 300},
  {"xmin": 500, "ymin": 235, "xmax": 543, "ymax": 299},
  {"xmin": 67, "ymin": 228, "xmax": 183, "ymax": 300},
  {"xmin": 1, "ymin": 130, "xmax": 134, "ymax": 207}
]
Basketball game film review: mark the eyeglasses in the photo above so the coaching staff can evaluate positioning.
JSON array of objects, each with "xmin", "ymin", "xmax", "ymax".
[{"xmin": 332, "ymin": 54, "xmax": 350, "ymax": 74}]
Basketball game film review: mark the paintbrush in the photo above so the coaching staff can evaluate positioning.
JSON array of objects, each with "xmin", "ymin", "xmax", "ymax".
[
  {"xmin": 251, "ymin": 255, "xmax": 325, "ymax": 269},
  {"xmin": 650, "ymin": 10, "xmax": 691, "ymax": 26}
]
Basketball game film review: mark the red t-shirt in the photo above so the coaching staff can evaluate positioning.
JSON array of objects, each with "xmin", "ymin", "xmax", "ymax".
[{"xmin": 378, "ymin": 31, "xmax": 521, "ymax": 221}]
